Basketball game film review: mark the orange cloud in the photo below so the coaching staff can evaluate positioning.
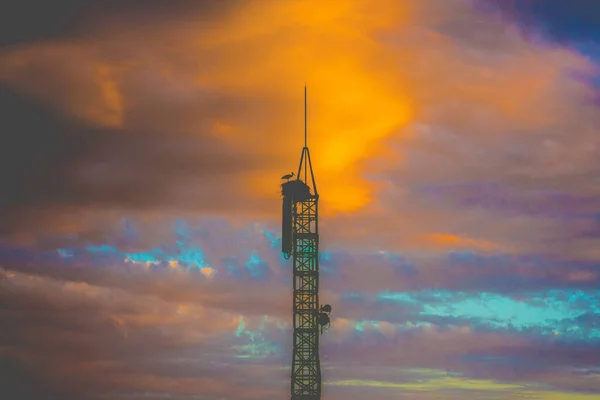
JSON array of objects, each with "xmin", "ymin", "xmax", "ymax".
[
  {"xmin": 0, "ymin": 0, "xmax": 595, "ymax": 253},
  {"xmin": 422, "ymin": 233, "xmax": 506, "ymax": 252},
  {"xmin": 0, "ymin": 0, "xmax": 418, "ymax": 216},
  {"xmin": 0, "ymin": 44, "xmax": 127, "ymax": 128},
  {"xmin": 192, "ymin": 0, "xmax": 419, "ymax": 214},
  {"xmin": 88, "ymin": 63, "xmax": 124, "ymax": 127}
]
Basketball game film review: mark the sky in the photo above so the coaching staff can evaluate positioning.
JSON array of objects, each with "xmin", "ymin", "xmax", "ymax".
[{"xmin": 1, "ymin": 0, "xmax": 600, "ymax": 399}]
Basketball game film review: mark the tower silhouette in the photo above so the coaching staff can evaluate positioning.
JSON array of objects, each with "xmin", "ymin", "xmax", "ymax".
[{"xmin": 281, "ymin": 87, "xmax": 331, "ymax": 399}]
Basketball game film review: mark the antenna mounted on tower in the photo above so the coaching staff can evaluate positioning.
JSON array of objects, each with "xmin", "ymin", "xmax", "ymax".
[{"xmin": 296, "ymin": 85, "xmax": 318, "ymax": 196}]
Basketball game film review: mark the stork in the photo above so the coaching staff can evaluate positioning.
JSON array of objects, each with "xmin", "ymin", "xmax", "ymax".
[{"xmin": 281, "ymin": 172, "xmax": 295, "ymax": 182}]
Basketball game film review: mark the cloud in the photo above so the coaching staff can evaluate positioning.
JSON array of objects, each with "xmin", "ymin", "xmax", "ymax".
[
  {"xmin": 0, "ymin": 83, "xmax": 278, "ymax": 237},
  {"xmin": 4, "ymin": 260, "xmax": 600, "ymax": 399},
  {"xmin": 0, "ymin": 0, "xmax": 419, "ymax": 224},
  {"xmin": 2, "ymin": 218, "xmax": 599, "ymax": 322},
  {"xmin": 1, "ymin": 0, "xmax": 599, "ymax": 260},
  {"xmin": 2, "ymin": 1, "xmax": 600, "ymax": 399},
  {"xmin": 1, "ymin": 268, "xmax": 285, "ymax": 399}
]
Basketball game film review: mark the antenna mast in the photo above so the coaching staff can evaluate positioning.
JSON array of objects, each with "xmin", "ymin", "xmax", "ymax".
[
  {"xmin": 304, "ymin": 85, "xmax": 307, "ymax": 148},
  {"xmin": 304, "ymin": 85, "xmax": 308, "ymax": 183}
]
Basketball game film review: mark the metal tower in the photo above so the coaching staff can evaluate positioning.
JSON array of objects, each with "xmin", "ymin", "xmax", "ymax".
[{"xmin": 281, "ymin": 87, "xmax": 331, "ymax": 400}]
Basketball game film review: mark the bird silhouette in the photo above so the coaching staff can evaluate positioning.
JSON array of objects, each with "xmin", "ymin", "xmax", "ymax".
[{"xmin": 281, "ymin": 172, "xmax": 295, "ymax": 181}]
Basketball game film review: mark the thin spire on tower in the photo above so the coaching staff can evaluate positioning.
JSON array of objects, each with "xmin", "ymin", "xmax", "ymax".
[
  {"xmin": 304, "ymin": 85, "xmax": 308, "ymax": 181},
  {"xmin": 304, "ymin": 84, "xmax": 307, "ymax": 149}
]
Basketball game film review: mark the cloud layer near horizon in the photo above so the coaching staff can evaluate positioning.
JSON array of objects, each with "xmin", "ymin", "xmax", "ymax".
[{"xmin": 1, "ymin": 0, "xmax": 600, "ymax": 399}]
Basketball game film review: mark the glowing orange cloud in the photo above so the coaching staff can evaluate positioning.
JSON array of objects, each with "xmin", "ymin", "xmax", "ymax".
[
  {"xmin": 0, "ymin": 0, "xmax": 592, "ymax": 227},
  {"xmin": 189, "ymin": 0, "xmax": 418, "ymax": 214},
  {"xmin": 0, "ymin": 0, "xmax": 418, "ymax": 215}
]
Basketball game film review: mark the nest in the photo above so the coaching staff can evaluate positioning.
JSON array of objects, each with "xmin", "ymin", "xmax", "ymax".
[{"xmin": 281, "ymin": 179, "xmax": 311, "ymax": 201}]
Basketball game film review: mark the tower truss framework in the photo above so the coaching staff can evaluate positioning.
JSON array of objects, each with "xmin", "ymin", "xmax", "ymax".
[
  {"xmin": 291, "ymin": 189, "xmax": 320, "ymax": 398},
  {"xmin": 281, "ymin": 87, "xmax": 330, "ymax": 400}
]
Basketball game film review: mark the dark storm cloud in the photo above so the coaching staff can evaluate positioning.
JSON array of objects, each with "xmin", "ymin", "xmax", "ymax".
[
  {"xmin": 0, "ymin": 0, "xmax": 259, "ymax": 238},
  {"xmin": 0, "ymin": 358, "xmax": 58, "ymax": 400},
  {"xmin": 0, "ymin": 0, "xmax": 238, "ymax": 48},
  {"xmin": 0, "ymin": 1, "xmax": 91, "ymax": 49},
  {"xmin": 0, "ymin": 84, "xmax": 277, "ymax": 236}
]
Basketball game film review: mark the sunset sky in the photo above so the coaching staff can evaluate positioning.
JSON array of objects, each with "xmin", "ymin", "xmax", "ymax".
[{"xmin": 1, "ymin": 0, "xmax": 600, "ymax": 399}]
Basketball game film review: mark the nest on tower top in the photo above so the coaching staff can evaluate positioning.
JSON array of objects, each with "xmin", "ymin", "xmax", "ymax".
[{"xmin": 281, "ymin": 179, "xmax": 311, "ymax": 201}]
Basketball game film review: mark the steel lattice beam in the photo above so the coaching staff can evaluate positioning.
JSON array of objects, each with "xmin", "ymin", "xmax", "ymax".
[{"xmin": 291, "ymin": 197, "xmax": 321, "ymax": 399}]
